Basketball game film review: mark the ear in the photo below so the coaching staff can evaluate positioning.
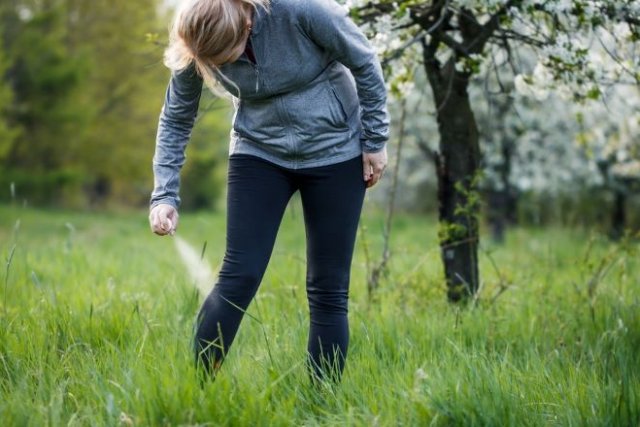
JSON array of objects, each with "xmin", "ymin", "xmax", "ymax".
[{"xmin": 242, "ymin": 2, "xmax": 254, "ymax": 27}]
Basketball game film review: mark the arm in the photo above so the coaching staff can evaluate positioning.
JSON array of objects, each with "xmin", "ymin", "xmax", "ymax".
[
  {"xmin": 296, "ymin": 0, "xmax": 390, "ymax": 154},
  {"xmin": 150, "ymin": 63, "xmax": 204, "ymax": 210}
]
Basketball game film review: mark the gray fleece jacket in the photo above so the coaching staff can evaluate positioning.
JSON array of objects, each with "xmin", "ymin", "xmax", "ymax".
[{"xmin": 151, "ymin": 0, "xmax": 389, "ymax": 209}]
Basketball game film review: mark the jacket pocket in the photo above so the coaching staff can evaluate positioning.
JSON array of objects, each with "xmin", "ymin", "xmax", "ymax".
[
  {"xmin": 327, "ymin": 69, "xmax": 360, "ymax": 123},
  {"xmin": 329, "ymin": 83, "xmax": 349, "ymax": 123},
  {"xmin": 233, "ymin": 98, "xmax": 286, "ymax": 141},
  {"xmin": 286, "ymin": 78, "xmax": 349, "ymax": 141}
]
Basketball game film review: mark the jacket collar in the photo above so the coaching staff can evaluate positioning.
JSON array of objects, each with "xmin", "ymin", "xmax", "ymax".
[{"xmin": 250, "ymin": 4, "xmax": 266, "ymax": 35}]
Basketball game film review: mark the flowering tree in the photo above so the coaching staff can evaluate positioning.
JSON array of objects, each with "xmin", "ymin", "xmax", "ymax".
[
  {"xmin": 477, "ymin": 90, "xmax": 598, "ymax": 238},
  {"xmin": 348, "ymin": 0, "xmax": 639, "ymax": 301},
  {"xmin": 575, "ymin": 86, "xmax": 640, "ymax": 237}
]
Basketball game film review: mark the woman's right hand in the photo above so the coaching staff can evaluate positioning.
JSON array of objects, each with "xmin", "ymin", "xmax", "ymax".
[{"xmin": 149, "ymin": 204, "xmax": 179, "ymax": 236}]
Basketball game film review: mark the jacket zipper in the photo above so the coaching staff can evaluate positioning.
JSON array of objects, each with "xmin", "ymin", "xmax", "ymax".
[
  {"xmin": 253, "ymin": 64, "xmax": 259, "ymax": 93},
  {"xmin": 247, "ymin": 34, "xmax": 259, "ymax": 93}
]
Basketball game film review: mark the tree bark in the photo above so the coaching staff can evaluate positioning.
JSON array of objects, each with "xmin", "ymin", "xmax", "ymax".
[{"xmin": 424, "ymin": 56, "xmax": 481, "ymax": 302}]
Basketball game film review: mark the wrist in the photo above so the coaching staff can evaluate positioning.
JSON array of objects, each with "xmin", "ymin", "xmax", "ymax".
[
  {"xmin": 362, "ymin": 142, "xmax": 387, "ymax": 154},
  {"xmin": 150, "ymin": 199, "xmax": 178, "ymax": 212}
]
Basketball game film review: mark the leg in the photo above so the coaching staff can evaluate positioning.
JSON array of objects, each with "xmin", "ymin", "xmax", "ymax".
[
  {"xmin": 194, "ymin": 155, "xmax": 295, "ymax": 375},
  {"xmin": 298, "ymin": 155, "xmax": 366, "ymax": 381}
]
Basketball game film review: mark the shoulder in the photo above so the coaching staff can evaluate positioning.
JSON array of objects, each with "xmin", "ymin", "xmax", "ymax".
[{"xmin": 270, "ymin": 0, "xmax": 347, "ymax": 21}]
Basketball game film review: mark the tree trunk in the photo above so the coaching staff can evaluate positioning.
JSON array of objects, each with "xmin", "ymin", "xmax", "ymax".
[
  {"xmin": 611, "ymin": 189, "xmax": 626, "ymax": 240},
  {"xmin": 425, "ymin": 58, "xmax": 480, "ymax": 302},
  {"xmin": 486, "ymin": 96, "xmax": 517, "ymax": 243},
  {"xmin": 487, "ymin": 190, "xmax": 507, "ymax": 243}
]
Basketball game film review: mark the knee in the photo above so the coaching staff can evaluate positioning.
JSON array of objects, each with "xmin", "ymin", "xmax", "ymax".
[
  {"xmin": 215, "ymin": 268, "xmax": 263, "ymax": 305},
  {"xmin": 307, "ymin": 284, "xmax": 349, "ymax": 315}
]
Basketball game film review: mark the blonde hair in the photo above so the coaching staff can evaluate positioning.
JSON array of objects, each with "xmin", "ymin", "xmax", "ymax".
[{"xmin": 164, "ymin": 0, "xmax": 270, "ymax": 92}]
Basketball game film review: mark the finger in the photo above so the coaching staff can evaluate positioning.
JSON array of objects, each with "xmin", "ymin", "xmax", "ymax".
[
  {"xmin": 165, "ymin": 217, "xmax": 177, "ymax": 236},
  {"xmin": 150, "ymin": 209, "xmax": 168, "ymax": 236},
  {"xmin": 369, "ymin": 162, "xmax": 386, "ymax": 187},
  {"xmin": 152, "ymin": 221, "xmax": 167, "ymax": 235},
  {"xmin": 157, "ymin": 209, "xmax": 170, "ymax": 231},
  {"xmin": 150, "ymin": 210, "xmax": 163, "ymax": 234},
  {"xmin": 168, "ymin": 210, "xmax": 179, "ymax": 231},
  {"xmin": 362, "ymin": 158, "xmax": 372, "ymax": 181},
  {"xmin": 369, "ymin": 171, "xmax": 381, "ymax": 187},
  {"xmin": 148, "ymin": 210, "xmax": 156, "ymax": 232},
  {"xmin": 153, "ymin": 218, "xmax": 168, "ymax": 235}
]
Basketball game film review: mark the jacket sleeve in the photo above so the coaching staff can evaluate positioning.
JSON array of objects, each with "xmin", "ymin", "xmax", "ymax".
[
  {"xmin": 297, "ymin": 0, "xmax": 390, "ymax": 153},
  {"xmin": 150, "ymin": 64, "xmax": 203, "ymax": 209}
]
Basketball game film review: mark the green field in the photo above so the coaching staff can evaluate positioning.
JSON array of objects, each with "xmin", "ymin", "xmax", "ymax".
[{"xmin": 0, "ymin": 204, "xmax": 638, "ymax": 426}]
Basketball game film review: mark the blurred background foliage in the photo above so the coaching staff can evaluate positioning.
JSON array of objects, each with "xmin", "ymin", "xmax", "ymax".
[
  {"xmin": 0, "ymin": 0, "xmax": 229, "ymax": 210},
  {"xmin": 0, "ymin": 0, "xmax": 638, "ymax": 235}
]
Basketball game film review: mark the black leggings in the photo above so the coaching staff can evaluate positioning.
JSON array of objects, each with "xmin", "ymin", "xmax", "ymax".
[{"xmin": 194, "ymin": 154, "xmax": 366, "ymax": 380}]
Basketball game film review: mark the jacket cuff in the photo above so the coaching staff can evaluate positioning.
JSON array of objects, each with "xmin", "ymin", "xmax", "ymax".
[
  {"xmin": 361, "ymin": 139, "xmax": 387, "ymax": 153},
  {"xmin": 149, "ymin": 197, "xmax": 179, "ymax": 211}
]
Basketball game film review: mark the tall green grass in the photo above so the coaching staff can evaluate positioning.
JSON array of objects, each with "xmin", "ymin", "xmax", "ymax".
[{"xmin": 0, "ymin": 204, "xmax": 638, "ymax": 426}]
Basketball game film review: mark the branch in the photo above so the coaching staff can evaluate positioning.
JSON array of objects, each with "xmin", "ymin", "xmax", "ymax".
[
  {"xmin": 382, "ymin": 30, "xmax": 426, "ymax": 66},
  {"xmin": 498, "ymin": 29, "xmax": 549, "ymax": 49},
  {"xmin": 368, "ymin": 98, "xmax": 409, "ymax": 300},
  {"xmin": 362, "ymin": 0, "xmax": 453, "ymax": 65},
  {"xmin": 433, "ymin": 31, "xmax": 468, "ymax": 56},
  {"xmin": 462, "ymin": 0, "xmax": 520, "ymax": 54},
  {"xmin": 412, "ymin": 0, "xmax": 450, "ymax": 31},
  {"xmin": 416, "ymin": 139, "xmax": 437, "ymax": 162},
  {"xmin": 387, "ymin": 0, "xmax": 454, "ymax": 58},
  {"xmin": 421, "ymin": 36, "xmax": 441, "ymax": 87},
  {"xmin": 497, "ymin": 31, "xmax": 518, "ymax": 77},
  {"xmin": 487, "ymin": 47, "xmax": 507, "ymax": 94},
  {"xmin": 595, "ymin": 29, "xmax": 640, "ymax": 85},
  {"xmin": 353, "ymin": 1, "xmax": 396, "ymax": 23},
  {"xmin": 384, "ymin": 0, "xmax": 455, "ymax": 64}
]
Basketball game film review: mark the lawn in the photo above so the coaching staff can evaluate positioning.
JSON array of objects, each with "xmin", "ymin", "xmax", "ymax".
[{"xmin": 0, "ymin": 203, "xmax": 638, "ymax": 426}]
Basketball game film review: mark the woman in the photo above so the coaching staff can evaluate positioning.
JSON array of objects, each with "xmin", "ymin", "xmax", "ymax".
[{"xmin": 149, "ymin": 0, "xmax": 389, "ymax": 381}]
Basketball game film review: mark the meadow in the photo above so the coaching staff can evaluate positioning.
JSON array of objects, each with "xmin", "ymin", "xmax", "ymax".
[{"xmin": 0, "ymin": 203, "xmax": 638, "ymax": 426}]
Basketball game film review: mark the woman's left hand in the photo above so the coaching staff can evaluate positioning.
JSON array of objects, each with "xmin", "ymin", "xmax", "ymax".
[{"xmin": 362, "ymin": 147, "xmax": 388, "ymax": 188}]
